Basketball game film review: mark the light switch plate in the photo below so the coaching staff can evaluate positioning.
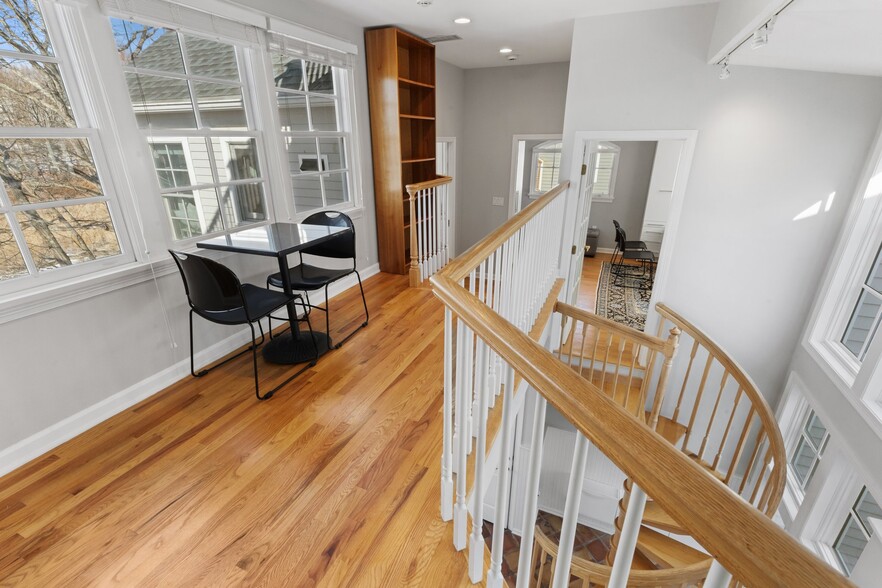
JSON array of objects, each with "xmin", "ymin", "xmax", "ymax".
[{"xmin": 491, "ymin": 196, "xmax": 505, "ymax": 207}]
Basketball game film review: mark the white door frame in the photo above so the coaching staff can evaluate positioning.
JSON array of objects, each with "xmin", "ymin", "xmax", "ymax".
[
  {"xmin": 437, "ymin": 136, "xmax": 457, "ymax": 256},
  {"xmin": 563, "ymin": 130, "xmax": 698, "ymax": 332},
  {"xmin": 508, "ymin": 134, "xmax": 563, "ymax": 218}
]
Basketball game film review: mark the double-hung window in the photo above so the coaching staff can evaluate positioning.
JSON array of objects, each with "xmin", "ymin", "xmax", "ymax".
[
  {"xmin": 840, "ymin": 244, "xmax": 882, "ymax": 361},
  {"xmin": 589, "ymin": 142, "xmax": 621, "ymax": 201},
  {"xmin": 789, "ymin": 410, "xmax": 830, "ymax": 491},
  {"xmin": 832, "ymin": 486, "xmax": 882, "ymax": 575},
  {"xmin": 111, "ymin": 16, "xmax": 267, "ymax": 240},
  {"xmin": 0, "ymin": 0, "xmax": 128, "ymax": 288},
  {"xmin": 529, "ymin": 140, "xmax": 562, "ymax": 197},
  {"xmin": 269, "ymin": 38, "xmax": 354, "ymax": 214}
]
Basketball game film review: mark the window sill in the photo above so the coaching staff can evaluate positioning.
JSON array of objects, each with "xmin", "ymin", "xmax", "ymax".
[
  {"xmin": 592, "ymin": 196, "xmax": 614, "ymax": 203},
  {"xmin": 806, "ymin": 338, "xmax": 858, "ymax": 390}
]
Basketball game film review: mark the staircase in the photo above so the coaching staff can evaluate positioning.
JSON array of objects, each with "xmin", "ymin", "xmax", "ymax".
[{"xmin": 538, "ymin": 300, "xmax": 786, "ymax": 587}]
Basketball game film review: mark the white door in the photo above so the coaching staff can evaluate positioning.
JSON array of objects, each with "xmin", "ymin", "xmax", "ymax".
[{"xmin": 567, "ymin": 142, "xmax": 598, "ymax": 304}]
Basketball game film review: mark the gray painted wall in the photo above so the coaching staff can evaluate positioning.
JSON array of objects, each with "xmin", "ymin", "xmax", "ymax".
[
  {"xmin": 562, "ymin": 4, "xmax": 882, "ymax": 404},
  {"xmin": 436, "ymin": 59, "xmax": 466, "ymax": 254},
  {"xmin": 459, "ymin": 62, "xmax": 569, "ymax": 253},
  {"xmin": 588, "ymin": 141, "xmax": 657, "ymax": 250}
]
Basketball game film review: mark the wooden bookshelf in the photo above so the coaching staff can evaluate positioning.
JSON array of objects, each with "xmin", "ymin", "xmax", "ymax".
[{"xmin": 365, "ymin": 26, "xmax": 437, "ymax": 274}]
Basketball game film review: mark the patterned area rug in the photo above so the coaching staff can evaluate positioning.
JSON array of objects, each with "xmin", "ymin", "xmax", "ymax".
[{"xmin": 595, "ymin": 261, "xmax": 652, "ymax": 331}]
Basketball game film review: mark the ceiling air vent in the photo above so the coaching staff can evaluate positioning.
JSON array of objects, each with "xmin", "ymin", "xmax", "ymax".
[{"xmin": 425, "ymin": 34, "xmax": 462, "ymax": 44}]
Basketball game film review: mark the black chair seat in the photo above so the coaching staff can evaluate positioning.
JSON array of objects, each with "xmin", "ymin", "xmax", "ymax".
[
  {"xmin": 267, "ymin": 264, "xmax": 354, "ymax": 290},
  {"xmin": 622, "ymin": 250, "xmax": 655, "ymax": 262},
  {"xmin": 624, "ymin": 239, "xmax": 647, "ymax": 249},
  {"xmin": 195, "ymin": 283, "xmax": 293, "ymax": 325}
]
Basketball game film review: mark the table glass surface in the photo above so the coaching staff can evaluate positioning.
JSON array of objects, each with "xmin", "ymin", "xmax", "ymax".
[{"xmin": 195, "ymin": 222, "xmax": 350, "ymax": 257}]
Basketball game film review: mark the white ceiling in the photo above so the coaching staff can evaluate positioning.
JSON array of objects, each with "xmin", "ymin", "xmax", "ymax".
[
  {"xmin": 307, "ymin": 0, "xmax": 719, "ymax": 69},
  {"xmin": 727, "ymin": 0, "xmax": 882, "ymax": 77}
]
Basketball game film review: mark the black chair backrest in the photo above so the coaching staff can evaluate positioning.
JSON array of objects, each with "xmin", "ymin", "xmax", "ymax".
[
  {"xmin": 613, "ymin": 219, "xmax": 622, "ymax": 231},
  {"xmin": 301, "ymin": 211, "xmax": 356, "ymax": 260},
  {"xmin": 614, "ymin": 224, "xmax": 625, "ymax": 248},
  {"xmin": 169, "ymin": 250, "xmax": 245, "ymax": 313}
]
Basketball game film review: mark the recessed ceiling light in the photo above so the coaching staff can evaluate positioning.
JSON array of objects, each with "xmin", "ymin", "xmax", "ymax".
[
  {"xmin": 454, "ymin": 17, "xmax": 471, "ymax": 24},
  {"xmin": 499, "ymin": 47, "xmax": 513, "ymax": 54}
]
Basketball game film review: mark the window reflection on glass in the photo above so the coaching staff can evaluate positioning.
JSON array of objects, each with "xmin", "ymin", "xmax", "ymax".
[
  {"xmin": 291, "ymin": 174, "xmax": 323, "ymax": 213},
  {"xmin": 0, "ymin": 58, "xmax": 74, "ymax": 127},
  {"xmin": 319, "ymin": 137, "xmax": 345, "ymax": 171},
  {"xmin": 16, "ymin": 203, "xmax": 120, "ymax": 271},
  {"xmin": 277, "ymin": 92, "xmax": 309, "ymax": 131},
  {"xmin": 150, "ymin": 142, "xmax": 191, "ymax": 190},
  {"xmin": 193, "ymin": 81, "xmax": 246, "ymax": 129},
  {"xmin": 125, "ymin": 72, "xmax": 197, "ymax": 129},
  {"xmin": 164, "ymin": 195, "xmax": 201, "ymax": 240},
  {"xmin": 0, "ymin": 0, "xmax": 53, "ymax": 56},
  {"xmin": 309, "ymin": 95, "xmax": 338, "ymax": 131},
  {"xmin": 0, "ymin": 138, "xmax": 102, "ymax": 205},
  {"xmin": 111, "ymin": 18, "xmax": 184, "ymax": 73},
  {"xmin": 215, "ymin": 139, "xmax": 260, "ymax": 183}
]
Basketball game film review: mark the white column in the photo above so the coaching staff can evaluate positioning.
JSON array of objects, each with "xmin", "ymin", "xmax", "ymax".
[
  {"xmin": 441, "ymin": 308, "xmax": 454, "ymax": 521},
  {"xmin": 515, "ymin": 390, "xmax": 548, "ymax": 588},
  {"xmin": 453, "ymin": 315, "xmax": 469, "ymax": 550},
  {"xmin": 487, "ymin": 365, "xmax": 517, "ymax": 588},
  {"xmin": 469, "ymin": 336, "xmax": 492, "ymax": 583},
  {"xmin": 607, "ymin": 484, "xmax": 648, "ymax": 588},
  {"xmin": 551, "ymin": 433, "xmax": 590, "ymax": 588}
]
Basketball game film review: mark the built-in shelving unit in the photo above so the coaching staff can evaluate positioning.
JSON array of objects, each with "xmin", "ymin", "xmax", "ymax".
[{"xmin": 365, "ymin": 26, "xmax": 437, "ymax": 274}]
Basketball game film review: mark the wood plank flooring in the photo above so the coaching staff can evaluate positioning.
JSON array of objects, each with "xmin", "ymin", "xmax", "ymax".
[
  {"xmin": 0, "ymin": 272, "xmax": 474, "ymax": 587},
  {"xmin": 0, "ymin": 256, "xmax": 609, "ymax": 588}
]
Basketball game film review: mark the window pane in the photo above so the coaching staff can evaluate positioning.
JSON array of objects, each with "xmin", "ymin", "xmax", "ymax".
[
  {"xmin": 164, "ymin": 195, "xmax": 201, "ymax": 240},
  {"xmin": 324, "ymin": 172, "xmax": 348, "ymax": 206},
  {"xmin": 193, "ymin": 81, "xmax": 246, "ymax": 129},
  {"xmin": 285, "ymin": 138, "xmax": 318, "ymax": 175},
  {"xmin": 227, "ymin": 182, "xmax": 266, "ymax": 224},
  {"xmin": 841, "ymin": 289, "xmax": 882, "ymax": 358},
  {"xmin": 213, "ymin": 139, "xmax": 260, "ymax": 183},
  {"xmin": 0, "ymin": 0, "xmax": 53, "ymax": 56},
  {"xmin": 0, "ymin": 58, "xmax": 75, "ymax": 127},
  {"xmin": 186, "ymin": 187, "xmax": 224, "ymax": 235},
  {"xmin": 112, "ymin": 19, "xmax": 184, "ymax": 74},
  {"xmin": 319, "ymin": 137, "xmax": 346, "ymax": 171},
  {"xmin": 150, "ymin": 142, "xmax": 191, "ymax": 190},
  {"xmin": 16, "ymin": 203, "xmax": 120, "ymax": 271},
  {"xmin": 125, "ymin": 72, "xmax": 196, "ymax": 129},
  {"xmin": 292, "ymin": 174, "xmax": 322, "ymax": 212},
  {"xmin": 804, "ymin": 411, "xmax": 827, "ymax": 450},
  {"xmin": 272, "ymin": 55, "xmax": 305, "ymax": 91},
  {"xmin": 309, "ymin": 95, "xmax": 338, "ymax": 131},
  {"xmin": 789, "ymin": 436, "xmax": 817, "ymax": 487},
  {"xmin": 181, "ymin": 35, "xmax": 239, "ymax": 82},
  {"xmin": 834, "ymin": 514, "xmax": 868, "ymax": 575},
  {"xmin": 855, "ymin": 488, "xmax": 882, "ymax": 536},
  {"xmin": 863, "ymin": 243, "xmax": 882, "ymax": 294},
  {"xmin": 304, "ymin": 61, "xmax": 334, "ymax": 94},
  {"xmin": 0, "ymin": 138, "xmax": 101, "ymax": 205},
  {"xmin": 0, "ymin": 215, "xmax": 28, "ymax": 280},
  {"xmin": 277, "ymin": 92, "xmax": 308, "ymax": 131}
]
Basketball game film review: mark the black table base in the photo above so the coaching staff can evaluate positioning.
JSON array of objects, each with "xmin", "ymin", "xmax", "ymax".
[{"xmin": 263, "ymin": 331, "xmax": 330, "ymax": 365}]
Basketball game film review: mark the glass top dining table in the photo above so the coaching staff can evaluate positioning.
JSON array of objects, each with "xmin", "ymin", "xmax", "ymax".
[{"xmin": 196, "ymin": 222, "xmax": 352, "ymax": 365}]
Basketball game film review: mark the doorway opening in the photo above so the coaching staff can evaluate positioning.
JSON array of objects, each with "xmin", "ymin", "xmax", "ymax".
[
  {"xmin": 507, "ymin": 134, "xmax": 563, "ymax": 218},
  {"xmin": 437, "ymin": 137, "xmax": 457, "ymax": 257},
  {"xmin": 564, "ymin": 131, "xmax": 697, "ymax": 333}
]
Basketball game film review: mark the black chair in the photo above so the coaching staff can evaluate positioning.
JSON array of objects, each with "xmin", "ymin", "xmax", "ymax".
[
  {"xmin": 610, "ymin": 228, "xmax": 656, "ymax": 290},
  {"xmin": 170, "ymin": 250, "xmax": 316, "ymax": 401},
  {"xmin": 611, "ymin": 219, "xmax": 647, "ymax": 267},
  {"xmin": 266, "ymin": 211, "xmax": 369, "ymax": 349}
]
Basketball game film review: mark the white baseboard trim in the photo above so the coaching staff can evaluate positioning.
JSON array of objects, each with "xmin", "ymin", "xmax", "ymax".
[
  {"xmin": 0, "ymin": 263, "xmax": 379, "ymax": 477},
  {"xmin": 595, "ymin": 247, "xmax": 617, "ymax": 254}
]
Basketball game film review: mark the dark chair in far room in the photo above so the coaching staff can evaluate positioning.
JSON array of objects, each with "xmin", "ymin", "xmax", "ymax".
[
  {"xmin": 611, "ymin": 219, "xmax": 647, "ymax": 267},
  {"xmin": 170, "ymin": 250, "xmax": 315, "ymax": 401},
  {"xmin": 267, "ymin": 211, "xmax": 369, "ymax": 349}
]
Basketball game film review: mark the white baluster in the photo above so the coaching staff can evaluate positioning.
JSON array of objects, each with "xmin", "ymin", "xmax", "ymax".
[
  {"xmin": 552, "ymin": 433, "xmax": 590, "ymax": 588},
  {"xmin": 454, "ymin": 309, "xmax": 469, "ymax": 550},
  {"xmin": 607, "ymin": 484, "xmax": 648, "ymax": 588},
  {"xmin": 487, "ymin": 364, "xmax": 518, "ymax": 588},
  {"xmin": 704, "ymin": 561, "xmax": 734, "ymax": 588},
  {"xmin": 485, "ymin": 251, "xmax": 498, "ymax": 408},
  {"xmin": 467, "ymin": 269, "xmax": 477, "ymax": 440},
  {"xmin": 469, "ymin": 334, "xmax": 491, "ymax": 583},
  {"xmin": 515, "ymin": 390, "xmax": 548, "ymax": 588},
  {"xmin": 441, "ymin": 308, "xmax": 454, "ymax": 521}
]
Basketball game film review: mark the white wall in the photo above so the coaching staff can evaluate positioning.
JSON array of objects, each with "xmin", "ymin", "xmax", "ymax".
[
  {"xmin": 0, "ymin": 0, "xmax": 379, "ymax": 467},
  {"xmin": 562, "ymin": 4, "xmax": 882, "ymax": 402},
  {"xmin": 458, "ymin": 62, "xmax": 569, "ymax": 252},
  {"xmin": 587, "ymin": 141, "xmax": 657, "ymax": 250}
]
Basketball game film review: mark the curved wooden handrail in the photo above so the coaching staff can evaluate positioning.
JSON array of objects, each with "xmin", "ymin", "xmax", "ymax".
[
  {"xmin": 405, "ymin": 174, "xmax": 453, "ymax": 194},
  {"xmin": 534, "ymin": 523, "xmax": 711, "ymax": 586},
  {"xmin": 429, "ymin": 273, "xmax": 852, "ymax": 587},
  {"xmin": 442, "ymin": 181, "xmax": 570, "ymax": 281},
  {"xmin": 655, "ymin": 303, "xmax": 787, "ymax": 516},
  {"xmin": 556, "ymin": 300, "xmax": 675, "ymax": 353}
]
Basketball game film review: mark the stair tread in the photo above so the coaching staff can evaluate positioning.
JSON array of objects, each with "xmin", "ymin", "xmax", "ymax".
[
  {"xmin": 636, "ymin": 525, "xmax": 707, "ymax": 569},
  {"xmin": 651, "ymin": 414, "xmax": 687, "ymax": 445},
  {"xmin": 642, "ymin": 500, "xmax": 682, "ymax": 533}
]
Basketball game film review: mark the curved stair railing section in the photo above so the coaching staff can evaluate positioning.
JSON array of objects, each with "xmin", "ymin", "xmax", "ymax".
[
  {"xmin": 406, "ymin": 175, "xmax": 453, "ymax": 287},
  {"xmin": 430, "ymin": 183, "xmax": 853, "ymax": 587}
]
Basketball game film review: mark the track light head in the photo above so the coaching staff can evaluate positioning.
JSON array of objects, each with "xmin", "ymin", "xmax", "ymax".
[
  {"xmin": 719, "ymin": 58, "xmax": 731, "ymax": 80},
  {"xmin": 751, "ymin": 25, "xmax": 769, "ymax": 49}
]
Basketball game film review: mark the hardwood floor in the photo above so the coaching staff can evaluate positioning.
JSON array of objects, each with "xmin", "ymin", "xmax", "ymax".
[
  {"xmin": 0, "ymin": 272, "xmax": 473, "ymax": 587},
  {"xmin": 0, "ymin": 257, "xmax": 613, "ymax": 588}
]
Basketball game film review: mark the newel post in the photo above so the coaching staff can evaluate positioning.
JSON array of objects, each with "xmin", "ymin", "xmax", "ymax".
[{"xmin": 407, "ymin": 186, "xmax": 421, "ymax": 287}]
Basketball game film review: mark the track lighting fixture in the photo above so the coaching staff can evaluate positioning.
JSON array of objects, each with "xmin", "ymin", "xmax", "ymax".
[
  {"xmin": 719, "ymin": 58, "xmax": 731, "ymax": 80},
  {"xmin": 751, "ymin": 25, "xmax": 768, "ymax": 49}
]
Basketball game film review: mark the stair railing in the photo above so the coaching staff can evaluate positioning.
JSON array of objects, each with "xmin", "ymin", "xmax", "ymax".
[
  {"xmin": 407, "ymin": 175, "xmax": 453, "ymax": 287},
  {"xmin": 430, "ymin": 182, "xmax": 853, "ymax": 587}
]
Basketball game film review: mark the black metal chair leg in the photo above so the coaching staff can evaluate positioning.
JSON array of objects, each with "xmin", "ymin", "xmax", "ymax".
[
  {"xmin": 190, "ymin": 310, "xmax": 206, "ymax": 378},
  {"xmin": 324, "ymin": 284, "xmax": 334, "ymax": 348},
  {"xmin": 356, "ymin": 270, "xmax": 369, "ymax": 327}
]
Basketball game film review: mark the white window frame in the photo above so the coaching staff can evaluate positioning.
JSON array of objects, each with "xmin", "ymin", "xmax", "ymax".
[
  {"xmin": 588, "ymin": 141, "xmax": 621, "ymax": 203},
  {"xmin": 805, "ymin": 118, "xmax": 882, "ymax": 434},
  {"xmin": 789, "ymin": 409, "xmax": 830, "ymax": 493},
  {"xmin": 831, "ymin": 485, "xmax": 880, "ymax": 575},
  {"xmin": 528, "ymin": 140, "xmax": 562, "ymax": 198},
  {"xmin": 265, "ymin": 44, "xmax": 359, "ymax": 217},
  {"xmin": 0, "ymin": 0, "xmax": 136, "ymax": 297}
]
